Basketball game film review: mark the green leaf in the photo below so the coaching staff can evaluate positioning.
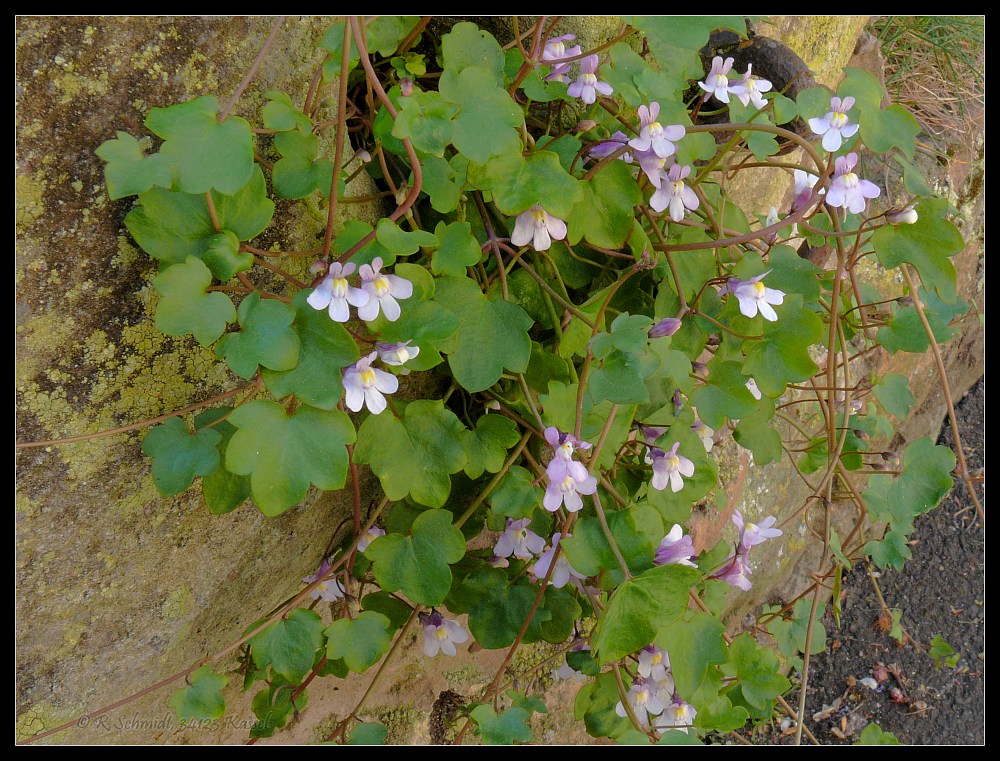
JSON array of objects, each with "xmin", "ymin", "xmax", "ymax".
[
  {"xmin": 876, "ymin": 288, "xmax": 965, "ymax": 354},
  {"xmin": 733, "ymin": 397, "xmax": 782, "ymax": 466},
  {"xmin": 441, "ymin": 22, "xmax": 506, "ymax": 87},
  {"xmin": 562, "ymin": 504, "xmax": 663, "ymax": 583},
  {"xmin": 168, "ymin": 665, "xmax": 228, "ymax": 724},
  {"xmin": 865, "ymin": 529, "xmax": 911, "ymax": 570},
  {"xmin": 929, "ymin": 635, "xmax": 960, "ymax": 669},
  {"xmin": 856, "ymin": 723, "xmax": 901, "ymax": 745},
  {"xmin": 863, "ymin": 104, "xmax": 920, "ymax": 158},
  {"xmin": 689, "ymin": 360, "xmax": 757, "ymax": 430},
  {"xmin": 421, "ymin": 156, "xmax": 464, "ymax": 213},
  {"xmin": 873, "ymin": 373, "xmax": 914, "ymax": 419},
  {"xmin": 462, "ymin": 414, "xmax": 520, "ymax": 479},
  {"xmin": 375, "ymin": 218, "xmax": 438, "ymax": 257},
  {"xmin": 468, "ymin": 151, "xmax": 583, "ymax": 219},
  {"xmin": 540, "ymin": 382, "xmax": 636, "ymax": 470},
  {"xmin": 272, "ymin": 130, "xmax": 334, "ymax": 199},
  {"xmin": 262, "ymin": 91, "xmax": 312, "ymax": 132},
  {"xmin": 261, "ymin": 290, "xmax": 360, "ymax": 410},
  {"xmin": 361, "ymin": 591, "xmax": 412, "ymax": 631},
  {"xmin": 226, "ymin": 401, "xmax": 356, "ymax": 516},
  {"xmin": 588, "ymin": 350, "xmax": 649, "ymax": 405},
  {"xmin": 489, "ymin": 466, "xmax": 541, "ymax": 518},
  {"xmin": 152, "ymin": 257, "xmax": 236, "ymax": 346},
  {"xmin": 348, "ymin": 723, "xmax": 388, "ymax": 746},
  {"xmin": 202, "ymin": 230, "xmax": 253, "ymax": 282},
  {"xmin": 744, "ymin": 295, "xmax": 824, "ymax": 396},
  {"xmin": 591, "ymin": 564, "xmax": 701, "ymax": 664},
  {"xmin": 766, "ymin": 245, "xmax": 823, "ymax": 303},
  {"xmin": 574, "ymin": 672, "xmax": 633, "ymax": 739},
  {"xmin": 658, "ymin": 731, "xmax": 704, "ymax": 745},
  {"xmin": 250, "ymin": 608, "xmax": 325, "ymax": 682},
  {"xmin": 771, "ymin": 93, "xmax": 797, "ymax": 125},
  {"xmin": 366, "ymin": 16, "xmax": 421, "ymax": 56},
  {"xmin": 392, "ymin": 89, "xmax": 457, "ymax": 156},
  {"xmin": 324, "ymin": 612, "xmax": 393, "ymax": 672},
  {"xmin": 216, "ymin": 292, "xmax": 300, "ymax": 379},
  {"xmin": 195, "ymin": 409, "xmax": 251, "ymax": 515},
  {"xmin": 431, "ymin": 220, "xmax": 482, "ymax": 276},
  {"xmin": 767, "ymin": 598, "xmax": 826, "ymax": 659},
  {"xmin": 657, "ymin": 612, "xmax": 727, "ymax": 700},
  {"xmin": 617, "ymin": 729, "xmax": 651, "ymax": 745},
  {"xmin": 96, "ymin": 131, "xmax": 173, "ymax": 199},
  {"xmin": 695, "ymin": 696, "xmax": 749, "ymax": 733},
  {"xmin": 145, "ymin": 95, "xmax": 254, "ymax": 194},
  {"xmin": 356, "ymin": 400, "xmax": 468, "ymax": 507},
  {"xmin": 364, "ymin": 509, "xmax": 467, "ymax": 605},
  {"xmin": 319, "ymin": 21, "xmax": 359, "ymax": 79},
  {"xmin": 729, "ymin": 633, "xmax": 791, "ymax": 710},
  {"xmin": 593, "ymin": 313, "xmax": 654, "ymax": 357},
  {"xmin": 872, "ymin": 198, "xmax": 964, "ymax": 301},
  {"xmin": 440, "ymin": 66, "xmax": 522, "ymax": 163},
  {"xmin": 454, "ymin": 570, "xmax": 545, "ymax": 648},
  {"xmin": 142, "ymin": 416, "xmax": 221, "ymax": 497},
  {"xmin": 470, "ymin": 705, "xmax": 532, "ymax": 745},
  {"xmin": 435, "ymin": 276, "xmax": 533, "ymax": 392},
  {"xmin": 566, "ymin": 161, "xmax": 642, "ymax": 249}
]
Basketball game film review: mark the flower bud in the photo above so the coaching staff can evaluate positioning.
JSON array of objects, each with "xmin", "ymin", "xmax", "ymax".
[
  {"xmin": 648, "ymin": 317, "xmax": 682, "ymax": 338},
  {"xmin": 355, "ymin": 149, "xmax": 372, "ymax": 164},
  {"xmin": 575, "ymin": 119, "xmax": 597, "ymax": 133},
  {"xmin": 400, "ymin": 77, "xmax": 414, "ymax": 97},
  {"xmin": 887, "ymin": 204, "xmax": 918, "ymax": 225},
  {"xmin": 309, "ymin": 260, "xmax": 327, "ymax": 276}
]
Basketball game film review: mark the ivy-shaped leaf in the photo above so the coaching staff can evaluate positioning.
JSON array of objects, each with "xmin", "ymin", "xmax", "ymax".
[
  {"xmin": 272, "ymin": 130, "xmax": 334, "ymax": 199},
  {"xmin": 375, "ymin": 218, "xmax": 438, "ymax": 256},
  {"xmin": 249, "ymin": 608, "xmax": 325, "ymax": 683},
  {"xmin": 347, "ymin": 723, "xmax": 388, "ymax": 745},
  {"xmin": 216, "ymin": 292, "xmax": 300, "ymax": 379},
  {"xmin": 96, "ymin": 131, "xmax": 173, "ymax": 200},
  {"xmin": 689, "ymin": 360, "xmax": 758, "ymax": 430},
  {"xmin": 168, "ymin": 665, "xmax": 228, "ymax": 724},
  {"xmin": 440, "ymin": 21, "xmax": 506, "ymax": 87},
  {"xmin": 324, "ymin": 612, "xmax": 393, "ymax": 672},
  {"xmin": 202, "ymin": 230, "xmax": 253, "ymax": 282},
  {"xmin": 470, "ymin": 705, "xmax": 533, "ymax": 745},
  {"xmin": 566, "ymin": 161, "xmax": 642, "ymax": 249},
  {"xmin": 873, "ymin": 373, "xmax": 914, "ymax": 419},
  {"xmin": 856, "ymin": 723, "xmax": 901, "ymax": 745},
  {"xmin": 439, "ymin": 65, "xmax": 522, "ymax": 163},
  {"xmin": 261, "ymin": 91, "xmax": 312, "ymax": 132},
  {"xmin": 733, "ymin": 396, "xmax": 782, "ymax": 466},
  {"xmin": 421, "ymin": 155, "xmax": 464, "ymax": 213},
  {"xmin": 152, "ymin": 256, "xmax": 236, "ymax": 346},
  {"xmin": 261, "ymin": 290, "xmax": 360, "ymax": 410},
  {"xmin": 226, "ymin": 401, "xmax": 356, "ymax": 516},
  {"xmin": 194, "ymin": 408, "xmax": 251, "ymax": 515},
  {"xmin": 729, "ymin": 632, "xmax": 791, "ymax": 711},
  {"xmin": 142, "ymin": 416, "xmax": 221, "ymax": 497},
  {"xmin": 562, "ymin": 504, "xmax": 663, "ymax": 584},
  {"xmin": 656, "ymin": 612, "xmax": 727, "ymax": 700},
  {"xmin": 574, "ymin": 671, "xmax": 633, "ymax": 739},
  {"xmin": 743, "ymin": 295, "xmax": 824, "ymax": 397},
  {"xmin": 145, "ymin": 95, "xmax": 254, "ymax": 195},
  {"xmin": 468, "ymin": 151, "xmax": 583, "ymax": 220},
  {"xmin": 364, "ymin": 508, "xmax": 467, "ymax": 605},
  {"xmin": 431, "ymin": 220, "xmax": 482, "ymax": 277},
  {"xmin": 462, "ymin": 414, "xmax": 520, "ymax": 479},
  {"xmin": 488, "ymin": 465, "xmax": 542, "ymax": 518},
  {"xmin": 392, "ymin": 89, "xmax": 457, "ymax": 156}
]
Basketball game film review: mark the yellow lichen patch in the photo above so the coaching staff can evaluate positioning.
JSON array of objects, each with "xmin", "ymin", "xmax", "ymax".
[
  {"xmin": 54, "ymin": 623, "xmax": 88, "ymax": 658},
  {"xmin": 15, "ymin": 173, "xmax": 46, "ymax": 230},
  {"xmin": 54, "ymin": 70, "xmax": 110, "ymax": 105},
  {"xmin": 161, "ymin": 586, "xmax": 195, "ymax": 622},
  {"xmin": 178, "ymin": 50, "xmax": 220, "ymax": 95},
  {"xmin": 15, "ymin": 700, "xmax": 80, "ymax": 741},
  {"xmin": 365, "ymin": 703, "xmax": 420, "ymax": 745}
]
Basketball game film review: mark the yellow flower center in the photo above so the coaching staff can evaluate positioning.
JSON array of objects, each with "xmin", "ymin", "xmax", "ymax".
[
  {"xmin": 667, "ymin": 455, "xmax": 680, "ymax": 470},
  {"xmin": 712, "ymin": 73, "xmax": 729, "ymax": 88},
  {"xmin": 831, "ymin": 110, "xmax": 849, "ymax": 129},
  {"xmin": 671, "ymin": 180, "xmax": 685, "ymax": 196},
  {"xmin": 532, "ymin": 208, "xmax": 547, "ymax": 228},
  {"xmin": 753, "ymin": 281, "xmax": 766, "ymax": 297},
  {"xmin": 560, "ymin": 474, "xmax": 576, "ymax": 493},
  {"xmin": 843, "ymin": 172, "xmax": 859, "ymax": 189},
  {"xmin": 652, "ymin": 652, "xmax": 663, "ymax": 665},
  {"xmin": 331, "ymin": 277, "xmax": 348, "ymax": 298},
  {"xmin": 582, "ymin": 73, "xmax": 597, "ymax": 86},
  {"xmin": 435, "ymin": 627, "xmax": 449, "ymax": 640},
  {"xmin": 648, "ymin": 121, "xmax": 663, "ymax": 138},
  {"xmin": 374, "ymin": 276, "xmax": 390, "ymax": 298},
  {"xmin": 360, "ymin": 368, "xmax": 377, "ymax": 388}
]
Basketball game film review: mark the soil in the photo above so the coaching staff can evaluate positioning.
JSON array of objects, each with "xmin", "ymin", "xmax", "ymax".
[{"xmin": 767, "ymin": 378, "xmax": 985, "ymax": 745}]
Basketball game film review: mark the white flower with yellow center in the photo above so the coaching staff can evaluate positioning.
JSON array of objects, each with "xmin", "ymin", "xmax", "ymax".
[
  {"xmin": 342, "ymin": 351, "xmax": 398, "ymax": 415},
  {"xmin": 307, "ymin": 262, "xmax": 370, "ymax": 322},
  {"xmin": 809, "ymin": 95, "xmax": 860, "ymax": 152},
  {"xmin": 511, "ymin": 204, "xmax": 567, "ymax": 252},
  {"xmin": 357, "ymin": 256, "xmax": 412, "ymax": 322}
]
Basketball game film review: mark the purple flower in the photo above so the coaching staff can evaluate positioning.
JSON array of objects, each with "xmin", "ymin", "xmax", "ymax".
[
  {"xmin": 357, "ymin": 256, "xmax": 413, "ymax": 322},
  {"xmin": 650, "ymin": 164, "xmax": 699, "ymax": 222},
  {"xmin": 587, "ymin": 131, "xmax": 633, "ymax": 162},
  {"xmin": 511, "ymin": 204, "xmax": 567, "ymax": 252},
  {"xmin": 826, "ymin": 152, "xmax": 880, "ymax": 214},
  {"xmin": 357, "ymin": 525, "xmax": 386, "ymax": 553},
  {"xmin": 541, "ymin": 34, "xmax": 581, "ymax": 64},
  {"xmin": 732, "ymin": 271, "xmax": 785, "ymax": 322},
  {"xmin": 420, "ymin": 611, "xmax": 469, "ymax": 657},
  {"xmin": 376, "ymin": 340, "xmax": 420, "ymax": 366},
  {"xmin": 637, "ymin": 645, "xmax": 673, "ymax": 682},
  {"xmin": 733, "ymin": 509, "xmax": 782, "ymax": 553},
  {"xmin": 809, "ymin": 96, "xmax": 860, "ymax": 152},
  {"xmin": 307, "ymin": 262, "xmax": 370, "ymax": 322},
  {"xmin": 649, "ymin": 317, "xmax": 682, "ymax": 338},
  {"xmin": 649, "ymin": 442, "xmax": 695, "ymax": 493},
  {"xmin": 733, "ymin": 63, "xmax": 772, "ymax": 110},
  {"xmin": 654, "ymin": 696, "xmax": 698, "ymax": 734},
  {"xmin": 629, "ymin": 102, "xmax": 686, "ymax": 159},
  {"xmin": 531, "ymin": 532, "xmax": 587, "ymax": 588},
  {"xmin": 615, "ymin": 678, "xmax": 666, "ymax": 727},
  {"xmin": 303, "ymin": 559, "xmax": 345, "ymax": 602},
  {"xmin": 654, "ymin": 524, "xmax": 697, "ymax": 567},
  {"xmin": 710, "ymin": 553, "xmax": 753, "ymax": 591},
  {"xmin": 698, "ymin": 56, "xmax": 744, "ymax": 104},
  {"xmin": 494, "ymin": 518, "xmax": 546, "ymax": 560},
  {"xmin": 638, "ymin": 424, "xmax": 667, "ymax": 445},
  {"xmin": 635, "ymin": 150, "xmax": 673, "ymax": 188},
  {"xmin": 544, "ymin": 457, "xmax": 597, "ymax": 512},
  {"xmin": 691, "ymin": 420, "xmax": 714, "ymax": 452},
  {"xmin": 887, "ymin": 204, "xmax": 919, "ymax": 225},
  {"xmin": 567, "ymin": 54, "xmax": 613, "ymax": 105},
  {"xmin": 343, "ymin": 351, "xmax": 398, "ymax": 415},
  {"xmin": 792, "ymin": 169, "xmax": 823, "ymax": 212},
  {"xmin": 544, "ymin": 425, "xmax": 592, "ymax": 461}
]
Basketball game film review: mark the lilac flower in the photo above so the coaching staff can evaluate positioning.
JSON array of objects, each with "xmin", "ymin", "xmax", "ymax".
[
  {"xmin": 826, "ymin": 152, "xmax": 881, "ymax": 214},
  {"xmin": 638, "ymin": 424, "xmax": 667, "ymax": 445},
  {"xmin": 638, "ymin": 645, "xmax": 672, "ymax": 683},
  {"xmin": 733, "ymin": 510, "xmax": 783, "ymax": 553},
  {"xmin": 655, "ymin": 524, "xmax": 697, "ymax": 567},
  {"xmin": 511, "ymin": 204, "xmax": 568, "ymax": 252},
  {"xmin": 710, "ymin": 553, "xmax": 753, "ymax": 591},
  {"xmin": 655, "ymin": 696, "xmax": 698, "ymax": 734},
  {"xmin": 887, "ymin": 204, "xmax": 919, "ymax": 225},
  {"xmin": 809, "ymin": 96, "xmax": 860, "ymax": 152},
  {"xmin": 357, "ymin": 526, "xmax": 386, "ymax": 553},
  {"xmin": 531, "ymin": 532, "xmax": 587, "ymax": 588},
  {"xmin": 628, "ymin": 102, "xmax": 686, "ymax": 159},
  {"xmin": 734, "ymin": 64, "xmax": 773, "ymax": 110},
  {"xmin": 636, "ymin": 151, "xmax": 673, "ymax": 188},
  {"xmin": 420, "ymin": 611, "xmax": 469, "ymax": 657},
  {"xmin": 698, "ymin": 56, "xmax": 744, "ymax": 104},
  {"xmin": 494, "ymin": 518, "xmax": 546, "ymax": 561},
  {"xmin": 356, "ymin": 257, "xmax": 412, "ymax": 322},
  {"xmin": 343, "ymin": 351, "xmax": 398, "ymax": 415},
  {"xmin": 545, "ymin": 426, "xmax": 592, "ymax": 461},
  {"xmin": 792, "ymin": 169, "xmax": 823, "ymax": 212},
  {"xmin": 650, "ymin": 442, "xmax": 695, "ymax": 493},
  {"xmin": 553, "ymin": 660, "xmax": 588, "ymax": 682},
  {"xmin": 567, "ymin": 54, "xmax": 613, "ymax": 105},
  {"xmin": 376, "ymin": 340, "xmax": 420, "ymax": 366},
  {"xmin": 307, "ymin": 262, "xmax": 370, "ymax": 322},
  {"xmin": 649, "ymin": 317, "xmax": 682, "ymax": 338},
  {"xmin": 587, "ymin": 131, "xmax": 633, "ymax": 162},
  {"xmin": 691, "ymin": 420, "xmax": 714, "ymax": 452},
  {"xmin": 615, "ymin": 678, "xmax": 666, "ymax": 727},
  {"xmin": 303, "ymin": 559, "xmax": 345, "ymax": 603},
  {"xmin": 650, "ymin": 164, "xmax": 700, "ymax": 222},
  {"xmin": 541, "ymin": 34, "xmax": 581, "ymax": 64},
  {"xmin": 732, "ymin": 271, "xmax": 785, "ymax": 322},
  {"xmin": 544, "ymin": 457, "xmax": 597, "ymax": 512}
]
